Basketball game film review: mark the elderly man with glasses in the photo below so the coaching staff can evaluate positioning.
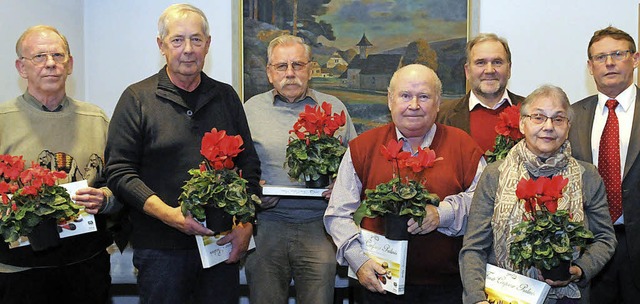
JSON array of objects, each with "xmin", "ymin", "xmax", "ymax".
[
  {"xmin": 243, "ymin": 34, "xmax": 356, "ymax": 304},
  {"xmin": 0, "ymin": 25, "xmax": 117, "ymax": 304}
]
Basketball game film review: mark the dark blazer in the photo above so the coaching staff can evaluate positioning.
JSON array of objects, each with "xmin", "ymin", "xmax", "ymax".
[
  {"xmin": 568, "ymin": 90, "xmax": 640, "ymax": 289},
  {"xmin": 436, "ymin": 90, "xmax": 525, "ymax": 133}
]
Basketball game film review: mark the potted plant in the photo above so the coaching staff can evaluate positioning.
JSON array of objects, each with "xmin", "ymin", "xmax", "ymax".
[
  {"xmin": 0, "ymin": 154, "xmax": 81, "ymax": 251},
  {"xmin": 509, "ymin": 175, "xmax": 594, "ymax": 281},
  {"xmin": 485, "ymin": 104, "xmax": 523, "ymax": 163},
  {"xmin": 285, "ymin": 102, "xmax": 347, "ymax": 188},
  {"xmin": 353, "ymin": 139, "xmax": 442, "ymax": 240},
  {"xmin": 179, "ymin": 128, "xmax": 261, "ymax": 234}
]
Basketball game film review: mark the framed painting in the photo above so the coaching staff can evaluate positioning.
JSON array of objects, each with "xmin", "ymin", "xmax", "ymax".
[{"xmin": 239, "ymin": 0, "xmax": 473, "ymax": 133}]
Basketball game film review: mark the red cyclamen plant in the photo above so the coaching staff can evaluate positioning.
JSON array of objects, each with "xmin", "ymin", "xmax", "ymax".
[
  {"xmin": 0, "ymin": 154, "xmax": 78, "ymax": 243},
  {"xmin": 354, "ymin": 139, "xmax": 443, "ymax": 226},
  {"xmin": 179, "ymin": 128, "xmax": 260, "ymax": 225},
  {"xmin": 290, "ymin": 102, "xmax": 346, "ymax": 140},
  {"xmin": 515, "ymin": 175, "xmax": 568, "ymax": 220},
  {"xmin": 285, "ymin": 102, "xmax": 347, "ymax": 183},
  {"xmin": 200, "ymin": 128, "xmax": 245, "ymax": 171},
  {"xmin": 509, "ymin": 175, "xmax": 594, "ymax": 273},
  {"xmin": 485, "ymin": 104, "xmax": 523, "ymax": 163}
]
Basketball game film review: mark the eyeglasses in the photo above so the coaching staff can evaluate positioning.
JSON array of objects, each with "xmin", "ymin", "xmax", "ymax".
[
  {"xmin": 269, "ymin": 61, "xmax": 309, "ymax": 72},
  {"xmin": 20, "ymin": 53, "xmax": 68, "ymax": 66},
  {"xmin": 523, "ymin": 113, "xmax": 569, "ymax": 126},
  {"xmin": 590, "ymin": 50, "xmax": 633, "ymax": 63}
]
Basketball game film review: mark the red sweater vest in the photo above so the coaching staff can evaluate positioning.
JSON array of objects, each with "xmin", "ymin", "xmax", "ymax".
[
  {"xmin": 469, "ymin": 102, "xmax": 510, "ymax": 153},
  {"xmin": 350, "ymin": 123, "xmax": 483, "ymax": 285}
]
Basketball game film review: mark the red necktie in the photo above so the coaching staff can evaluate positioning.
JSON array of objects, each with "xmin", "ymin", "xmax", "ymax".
[{"xmin": 598, "ymin": 99, "xmax": 622, "ymax": 222}]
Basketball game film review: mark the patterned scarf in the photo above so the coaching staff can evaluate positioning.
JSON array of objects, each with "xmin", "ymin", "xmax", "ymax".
[{"xmin": 492, "ymin": 140, "xmax": 584, "ymax": 300}]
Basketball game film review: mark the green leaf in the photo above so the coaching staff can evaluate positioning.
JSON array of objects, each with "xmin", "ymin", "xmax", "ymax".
[
  {"xmin": 179, "ymin": 166, "xmax": 258, "ymax": 225},
  {"xmin": 508, "ymin": 210, "xmax": 595, "ymax": 272}
]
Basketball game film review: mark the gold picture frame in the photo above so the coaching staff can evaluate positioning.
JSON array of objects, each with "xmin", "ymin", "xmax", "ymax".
[{"xmin": 236, "ymin": 0, "xmax": 476, "ymax": 133}]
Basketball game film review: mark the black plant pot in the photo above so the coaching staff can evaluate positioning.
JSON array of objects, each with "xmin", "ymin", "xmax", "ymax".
[
  {"xmin": 541, "ymin": 260, "xmax": 571, "ymax": 281},
  {"xmin": 305, "ymin": 174, "xmax": 330, "ymax": 188},
  {"xmin": 204, "ymin": 205, "xmax": 233, "ymax": 235},
  {"xmin": 384, "ymin": 214, "xmax": 411, "ymax": 240},
  {"xmin": 28, "ymin": 217, "xmax": 61, "ymax": 251}
]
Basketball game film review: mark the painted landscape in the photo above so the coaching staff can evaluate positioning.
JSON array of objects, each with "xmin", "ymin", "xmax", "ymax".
[{"xmin": 243, "ymin": 0, "xmax": 468, "ymax": 133}]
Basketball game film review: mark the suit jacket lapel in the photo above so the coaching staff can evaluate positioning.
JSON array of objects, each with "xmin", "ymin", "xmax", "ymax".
[
  {"xmin": 624, "ymin": 89, "xmax": 640, "ymax": 178},
  {"xmin": 449, "ymin": 93, "xmax": 471, "ymax": 133},
  {"xmin": 575, "ymin": 97, "xmax": 597, "ymax": 162}
]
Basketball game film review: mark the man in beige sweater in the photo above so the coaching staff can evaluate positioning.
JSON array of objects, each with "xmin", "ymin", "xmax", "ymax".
[{"xmin": 0, "ymin": 25, "xmax": 117, "ymax": 304}]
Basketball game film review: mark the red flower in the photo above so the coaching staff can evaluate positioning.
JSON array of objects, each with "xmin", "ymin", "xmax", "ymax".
[
  {"xmin": 200, "ymin": 128, "xmax": 244, "ymax": 170},
  {"xmin": 52, "ymin": 171, "xmax": 68, "ymax": 182},
  {"xmin": 538, "ymin": 176, "xmax": 568, "ymax": 213},
  {"xmin": 21, "ymin": 185, "xmax": 39, "ymax": 196},
  {"xmin": 516, "ymin": 175, "xmax": 569, "ymax": 217},
  {"xmin": 0, "ymin": 182, "xmax": 9, "ymax": 195},
  {"xmin": 0, "ymin": 155, "xmax": 25, "ymax": 180},
  {"xmin": 495, "ymin": 104, "xmax": 523, "ymax": 141},
  {"xmin": 400, "ymin": 147, "xmax": 443, "ymax": 173},
  {"xmin": 515, "ymin": 177, "xmax": 540, "ymax": 200},
  {"xmin": 543, "ymin": 175, "xmax": 569, "ymax": 198},
  {"xmin": 377, "ymin": 139, "xmax": 443, "ymax": 192},
  {"xmin": 380, "ymin": 139, "xmax": 405, "ymax": 161},
  {"xmin": 289, "ymin": 101, "xmax": 346, "ymax": 138}
]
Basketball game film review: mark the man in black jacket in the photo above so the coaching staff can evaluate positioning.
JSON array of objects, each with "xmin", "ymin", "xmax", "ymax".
[{"xmin": 105, "ymin": 4, "xmax": 260, "ymax": 304}]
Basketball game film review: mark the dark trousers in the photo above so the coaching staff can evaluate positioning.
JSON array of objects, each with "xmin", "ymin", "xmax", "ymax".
[
  {"xmin": 133, "ymin": 248, "xmax": 239, "ymax": 304},
  {"xmin": 591, "ymin": 225, "xmax": 640, "ymax": 303},
  {"xmin": 362, "ymin": 283, "xmax": 462, "ymax": 304},
  {"xmin": 0, "ymin": 249, "xmax": 111, "ymax": 304}
]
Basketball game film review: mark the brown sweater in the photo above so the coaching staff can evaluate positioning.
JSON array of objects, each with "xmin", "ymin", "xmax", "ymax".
[{"xmin": 350, "ymin": 122, "xmax": 483, "ymax": 285}]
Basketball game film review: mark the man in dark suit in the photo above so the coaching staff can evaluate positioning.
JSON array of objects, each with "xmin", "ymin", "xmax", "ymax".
[
  {"xmin": 437, "ymin": 33, "xmax": 524, "ymax": 153},
  {"xmin": 568, "ymin": 26, "xmax": 640, "ymax": 303}
]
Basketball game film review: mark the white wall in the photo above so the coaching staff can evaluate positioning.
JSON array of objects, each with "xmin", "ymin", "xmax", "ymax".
[
  {"xmin": 0, "ymin": 0, "xmax": 638, "ymax": 115},
  {"xmin": 84, "ymin": 0, "xmax": 235, "ymax": 116},
  {"xmin": 0, "ymin": 0, "xmax": 84, "ymax": 101},
  {"xmin": 477, "ymin": 0, "xmax": 639, "ymax": 102}
]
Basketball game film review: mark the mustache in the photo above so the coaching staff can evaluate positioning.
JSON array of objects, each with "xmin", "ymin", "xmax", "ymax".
[{"xmin": 279, "ymin": 78, "xmax": 302, "ymax": 87}]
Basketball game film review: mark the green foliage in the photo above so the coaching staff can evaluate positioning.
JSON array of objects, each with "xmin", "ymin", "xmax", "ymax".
[
  {"xmin": 0, "ymin": 185, "xmax": 81, "ymax": 243},
  {"xmin": 509, "ymin": 210, "xmax": 594, "ymax": 272},
  {"xmin": 179, "ymin": 168, "xmax": 261, "ymax": 224},
  {"xmin": 285, "ymin": 135, "xmax": 346, "ymax": 182},
  {"xmin": 353, "ymin": 178, "xmax": 440, "ymax": 226},
  {"xmin": 485, "ymin": 135, "xmax": 517, "ymax": 163}
]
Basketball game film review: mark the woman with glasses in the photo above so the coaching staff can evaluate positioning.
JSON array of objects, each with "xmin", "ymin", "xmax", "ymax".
[{"xmin": 459, "ymin": 85, "xmax": 616, "ymax": 304}]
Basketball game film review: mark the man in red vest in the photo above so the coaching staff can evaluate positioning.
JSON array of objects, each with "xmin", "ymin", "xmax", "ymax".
[
  {"xmin": 324, "ymin": 64, "xmax": 485, "ymax": 303},
  {"xmin": 437, "ymin": 33, "xmax": 524, "ymax": 153}
]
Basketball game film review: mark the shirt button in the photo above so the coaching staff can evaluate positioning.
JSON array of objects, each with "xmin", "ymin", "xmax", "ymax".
[{"xmin": 186, "ymin": 110, "xmax": 193, "ymax": 116}]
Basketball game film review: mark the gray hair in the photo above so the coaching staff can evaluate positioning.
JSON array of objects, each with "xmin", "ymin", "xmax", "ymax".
[
  {"xmin": 520, "ymin": 84, "xmax": 574, "ymax": 121},
  {"xmin": 466, "ymin": 33, "xmax": 511, "ymax": 64},
  {"xmin": 267, "ymin": 35, "xmax": 312, "ymax": 64},
  {"xmin": 158, "ymin": 3, "xmax": 209, "ymax": 40},
  {"xmin": 16, "ymin": 25, "xmax": 70, "ymax": 58}
]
